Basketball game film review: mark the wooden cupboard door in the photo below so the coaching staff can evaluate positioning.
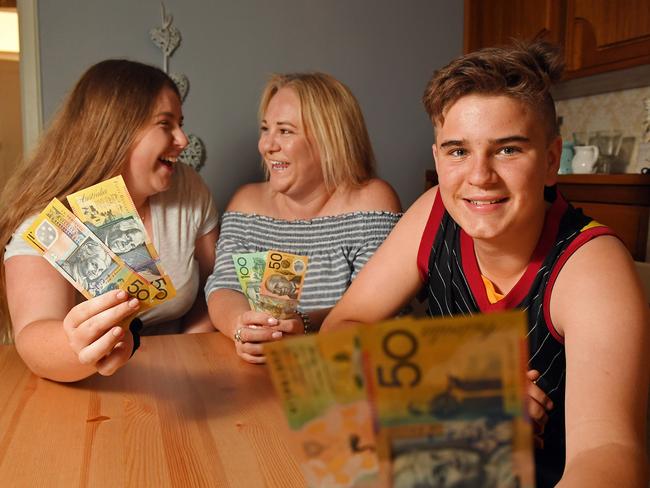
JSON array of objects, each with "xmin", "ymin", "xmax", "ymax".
[
  {"xmin": 571, "ymin": 201, "xmax": 649, "ymax": 261},
  {"xmin": 564, "ymin": 0, "xmax": 650, "ymax": 77},
  {"xmin": 464, "ymin": 0, "xmax": 564, "ymax": 53}
]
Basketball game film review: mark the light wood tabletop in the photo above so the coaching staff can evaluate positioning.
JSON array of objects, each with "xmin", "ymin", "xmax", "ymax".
[{"xmin": 0, "ymin": 333, "xmax": 306, "ymax": 487}]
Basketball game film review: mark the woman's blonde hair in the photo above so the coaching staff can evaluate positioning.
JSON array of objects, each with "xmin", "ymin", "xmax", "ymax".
[
  {"xmin": 0, "ymin": 59, "xmax": 179, "ymax": 343},
  {"xmin": 258, "ymin": 72, "xmax": 375, "ymax": 192}
]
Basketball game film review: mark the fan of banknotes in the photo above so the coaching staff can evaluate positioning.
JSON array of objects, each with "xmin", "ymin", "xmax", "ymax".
[
  {"xmin": 232, "ymin": 250, "xmax": 308, "ymax": 319},
  {"xmin": 265, "ymin": 310, "xmax": 535, "ymax": 488},
  {"xmin": 22, "ymin": 176, "xmax": 176, "ymax": 316}
]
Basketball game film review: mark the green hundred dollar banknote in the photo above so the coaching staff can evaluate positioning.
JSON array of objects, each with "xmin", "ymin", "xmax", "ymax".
[
  {"xmin": 265, "ymin": 327, "xmax": 380, "ymax": 488},
  {"xmin": 232, "ymin": 251, "xmax": 267, "ymax": 310},
  {"xmin": 22, "ymin": 198, "xmax": 152, "ymax": 314},
  {"xmin": 363, "ymin": 312, "xmax": 534, "ymax": 488},
  {"xmin": 67, "ymin": 175, "xmax": 176, "ymax": 305}
]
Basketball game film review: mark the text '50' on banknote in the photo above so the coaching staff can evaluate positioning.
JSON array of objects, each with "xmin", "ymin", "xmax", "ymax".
[
  {"xmin": 265, "ymin": 328, "xmax": 379, "ymax": 488},
  {"xmin": 22, "ymin": 198, "xmax": 152, "ymax": 313},
  {"xmin": 363, "ymin": 312, "xmax": 533, "ymax": 488},
  {"xmin": 66, "ymin": 175, "xmax": 176, "ymax": 305}
]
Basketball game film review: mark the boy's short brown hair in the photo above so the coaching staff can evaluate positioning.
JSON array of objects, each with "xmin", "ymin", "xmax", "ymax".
[{"xmin": 422, "ymin": 40, "xmax": 564, "ymax": 140}]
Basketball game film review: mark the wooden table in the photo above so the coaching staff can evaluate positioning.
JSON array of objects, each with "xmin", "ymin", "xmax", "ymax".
[{"xmin": 0, "ymin": 333, "xmax": 305, "ymax": 487}]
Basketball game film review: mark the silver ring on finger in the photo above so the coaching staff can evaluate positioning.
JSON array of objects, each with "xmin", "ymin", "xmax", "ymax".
[{"xmin": 234, "ymin": 327, "xmax": 245, "ymax": 344}]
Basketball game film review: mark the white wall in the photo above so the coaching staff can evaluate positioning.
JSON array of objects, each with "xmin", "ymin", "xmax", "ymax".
[{"xmin": 36, "ymin": 0, "xmax": 463, "ymax": 210}]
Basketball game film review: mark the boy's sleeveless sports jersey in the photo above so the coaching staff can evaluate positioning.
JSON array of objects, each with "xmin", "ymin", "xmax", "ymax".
[{"xmin": 417, "ymin": 187, "xmax": 615, "ymax": 488}]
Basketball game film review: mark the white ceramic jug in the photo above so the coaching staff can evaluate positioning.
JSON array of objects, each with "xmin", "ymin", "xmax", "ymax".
[{"xmin": 572, "ymin": 145, "xmax": 599, "ymax": 174}]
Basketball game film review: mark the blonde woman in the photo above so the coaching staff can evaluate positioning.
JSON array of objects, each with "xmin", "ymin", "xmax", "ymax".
[
  {"xmin": 206, "ymin": 72, "xmax": 402, "ymax": 364},
  {"xmin": 0, "ymin": 60, "xmax": 218, "ymax": 381}
]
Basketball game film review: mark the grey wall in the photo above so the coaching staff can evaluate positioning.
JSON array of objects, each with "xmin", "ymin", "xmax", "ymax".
[{"xmin": 37, "ymin": 0, "xmax": 462, "ymax": 210}]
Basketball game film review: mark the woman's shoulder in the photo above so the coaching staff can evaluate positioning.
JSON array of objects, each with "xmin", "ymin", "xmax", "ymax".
[
  {"xmin": 340, "ymin": 178, "xmax": 401, "ymax": 213},
  {"xmin": 226, "ymin": 182, "xmax": 269, "ymax": 213}
]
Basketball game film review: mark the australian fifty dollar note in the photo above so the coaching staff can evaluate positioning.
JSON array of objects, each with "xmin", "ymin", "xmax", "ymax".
[
  {"xmin": 67, "ymin": 175, "xmax": 176, "ymax": 305},
  {"xmin": 22, "ymin": 198, "xmax": 152, "ymax": 315},
  {"xmin": 258, "ymin": 250, "xmax": 308, "ymax": 319},
  {"xmin": 362, "ymin": 312, "xmax": 534, "ymax": 488}
]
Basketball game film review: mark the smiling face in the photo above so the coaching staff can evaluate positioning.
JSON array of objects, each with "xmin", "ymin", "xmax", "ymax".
[
  {"xmin": 122, "ymin": 87, "xmax": 188, "ymax": 206},
  {"xmin": 258, "ymin": 87, "xmax": 324, "ymax": 198},
  {"xmin": 432, "ymin": 94, "xmax": 561, "ymax": 245}
]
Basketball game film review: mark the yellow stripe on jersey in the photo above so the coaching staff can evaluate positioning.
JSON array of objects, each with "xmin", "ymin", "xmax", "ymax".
[
  {"xmin": 581, "ymin": 220, "xmax": 604, "ymax": 232},
  {"xmin": 481, "ymin": 275, "xmax": 505, "ymax": 304}
]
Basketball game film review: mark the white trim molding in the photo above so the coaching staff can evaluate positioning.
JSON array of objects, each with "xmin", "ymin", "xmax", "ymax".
[{"xmin": 17, "ymin": 0, "xmax": 42, "ymax": 155}]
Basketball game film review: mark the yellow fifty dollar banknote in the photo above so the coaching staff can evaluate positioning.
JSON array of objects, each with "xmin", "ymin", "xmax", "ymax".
[
  {"xmin": 259, "ymin": 250, "xmax": 308, "ymax": 318},
  {"xmin": 67, "ymin": 175, "xmax": 176, "ymax": 305},
  {"xmin": 23, "ymin": 198, "xmax": 152, "ymax": 314},
  {"xmin": 362, "ymin": 312, "xmax": 534, "ymax": 488}
]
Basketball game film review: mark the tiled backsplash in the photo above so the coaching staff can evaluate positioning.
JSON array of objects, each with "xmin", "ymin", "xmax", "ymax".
[{"xmin": 556, "ymin": 85, "xmax": 650, "ymax": 174}]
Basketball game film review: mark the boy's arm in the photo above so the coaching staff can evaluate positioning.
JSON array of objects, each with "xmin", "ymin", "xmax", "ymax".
[{"xmin": 552, "ymin": 235, "xmax": 649, "ymax": 487}]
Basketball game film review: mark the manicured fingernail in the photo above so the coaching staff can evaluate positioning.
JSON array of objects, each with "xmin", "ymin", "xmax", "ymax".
[
  {"xmin": 117, "ymin": 291, "xmax": 127, "ymax": 300},
  {"xmin": 112, "ymin": 327, "xmax": 124, "ymax": 338},
  {"xmin": 272, "ymin": 331, "xmax": 282, "ymax": 339},
  {"xmin": 128, "ymin": 298, "xmax": 140, "ymax": 308},
  {"xmin": 267, "ymin": 318, "xmax": 278, "ymax": 325}
]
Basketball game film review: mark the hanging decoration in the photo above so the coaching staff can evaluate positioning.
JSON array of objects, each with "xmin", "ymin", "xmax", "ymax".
[{"xmin": 149, "ymin": 2, "xmax": 205, "ymax": 171}]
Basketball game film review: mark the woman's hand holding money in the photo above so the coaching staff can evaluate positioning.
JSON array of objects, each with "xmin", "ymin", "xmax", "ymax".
[
  {"xmin": 233, "ymin": 310, "xmax": 302, "ymax": 364},
  {"xmin": 63, "ymin": 290, "xmax": 139, "ymax": 376}
]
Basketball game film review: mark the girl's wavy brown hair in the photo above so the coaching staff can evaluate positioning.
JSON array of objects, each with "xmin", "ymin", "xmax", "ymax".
[{"xmin": 0, "ymin": 59, "xmax": 179, "ymax": 343}]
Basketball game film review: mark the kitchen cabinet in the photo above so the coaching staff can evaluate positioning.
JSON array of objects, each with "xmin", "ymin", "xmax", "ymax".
[
  {"xmin": 425, "ymin": 170, "xmax": 650, "ymax": 261},
  {"xmin": 557, "ymin": 174, "xmax": 650, "ymax": 260},
  {"xmin": 464, "ymin": 0, "xmax": 564, "ymax": 53},
  {"xmin": 464, "ymin": 0, "xmax": 650, "ymax": 79}
]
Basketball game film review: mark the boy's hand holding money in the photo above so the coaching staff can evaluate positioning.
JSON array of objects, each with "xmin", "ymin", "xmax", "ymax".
[{"xmin": 63, "ymin": 290, "xmax": 139, "ymax": 376}]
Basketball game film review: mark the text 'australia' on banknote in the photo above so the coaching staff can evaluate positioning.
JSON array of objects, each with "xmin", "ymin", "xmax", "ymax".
[
  {"xmin": 67, "ymin": 175, "xmax": 176, "ymax": 304},
  {"xmin": 22, "ymin": 198, "xmax": 152, "ymax": 312},
  {"xmin": 265, "ymin": 327, "xmax": 379, "ymax": 488}
]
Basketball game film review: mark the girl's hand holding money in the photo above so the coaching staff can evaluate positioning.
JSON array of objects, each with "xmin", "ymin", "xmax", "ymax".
[{"xmin": 63, "ymin": 290, "xmax": 139, "ymax": 376}]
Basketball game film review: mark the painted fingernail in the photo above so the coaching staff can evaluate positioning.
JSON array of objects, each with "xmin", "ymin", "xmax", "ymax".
[
  {"xmin": 267, "ymin": 317, "xmax": 278, "ymax": 325},
  {"xmin": 117, "ymin": 290, "xmax": 127, "ymax": 300},
  {"xmin": 272, "ymin": 331, "xmax": 282, "ymax": 339}
]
